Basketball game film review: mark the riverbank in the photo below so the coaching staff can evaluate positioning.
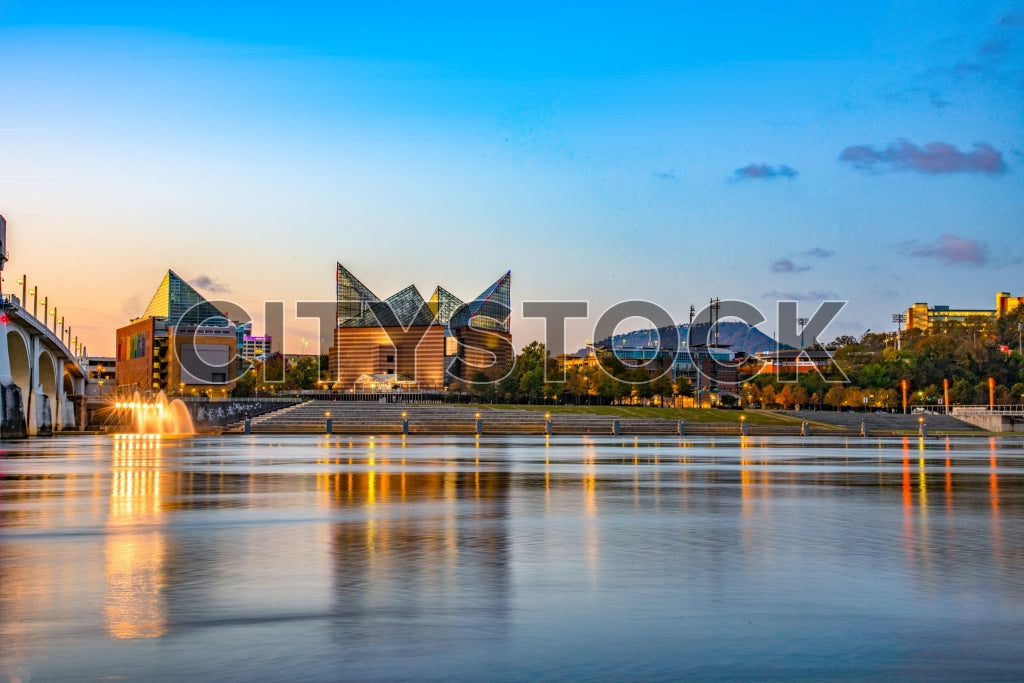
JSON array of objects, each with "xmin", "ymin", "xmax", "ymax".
[{"xmin": 229, "ymin": 400, "xmax": 999, "ymax": 437}]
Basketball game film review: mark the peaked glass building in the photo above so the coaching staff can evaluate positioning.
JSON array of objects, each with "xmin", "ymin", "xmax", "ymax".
[
  {"xmin": 330, "ymin": 264, "xmax": 512, "ymax": 390},
  {"xmin": 141, "ymin": 270, "xmax": 228, "ymax": 327},
  {"xmin": 116, "ymin": 270, "xmax": 236, "ymax": 394}
]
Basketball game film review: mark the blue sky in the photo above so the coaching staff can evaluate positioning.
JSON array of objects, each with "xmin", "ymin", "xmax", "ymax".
[{"xmin": 2, "ymin": 1, "xmax": 1022, "ymax": 355}]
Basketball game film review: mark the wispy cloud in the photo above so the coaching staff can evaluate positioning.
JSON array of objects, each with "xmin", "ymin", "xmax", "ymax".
[
  {"xmin": 770, "ymin": 258, "xmax": 810, "ymax": 274},
  {"xmin": 731, "ymin": 163, "xmax": 798, "ymax": 182},
  {"xmin": 978, "ymin": 37, "xmax": 1011, "ymax": 59},
  {"xmin": 886, "ymin": 9, "xmax": 1024, "ymax": 112},
  {"xmin": 763, "ymin": 290, "xmax": 841, "ymax": 301},
  {"xmin": 997, "ymin": 11, "xmax": 1024, "ymax": 27},
  {"xmin": 189, "ymin": 274, "xmax": 230, "ymax": 294},
  {"xmin": 804, "ymin": 248, "xmax": 834, "ymax": 259},
  {"xmin": 901, "ymin": 234, "xmax": 988, "ymax": 266},
  {"xmin": 839, "ymin": 139, "xmax": 1007, "ymax": 174},
  {"xmin": 653, "ymin": 170, "xmax": 676, "ymax": 180}
]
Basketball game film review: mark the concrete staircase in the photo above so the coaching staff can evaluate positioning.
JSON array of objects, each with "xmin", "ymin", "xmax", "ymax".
[
  {"xmin": 230, "ymin": 402, "xmax": 986, "ymax": 436},
  {"xmin": 236, "ymin": 401, "xmax": 749, "ymax": 436}
]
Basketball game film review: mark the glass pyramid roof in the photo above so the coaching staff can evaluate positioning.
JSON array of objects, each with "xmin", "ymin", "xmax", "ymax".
[
  {"xmin": 428, "ymin": 286, "xmax": 464, "ymax": 326},
  {"xmin": 339, "ymin": 284, "xmax": 439, "ymax": 328},
  {"xmin": 140, "ymin": 270, "xmax": 228, "ymax": 327},
  {"xmin": 334, "ymin": 266, "xmax": 510, "ymax": 332},
  {"xmin": 449, "ymin": 271, "xmax": 511, "ymax": 333},
  {"xmin": 337, "ymin": 263, "xmax": 380, "ymax": 325}
]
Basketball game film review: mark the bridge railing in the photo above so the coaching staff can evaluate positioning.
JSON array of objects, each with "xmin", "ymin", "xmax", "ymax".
[{"xmin": 1, "ymin": 295, "xmax": 87, "ymax": 370}]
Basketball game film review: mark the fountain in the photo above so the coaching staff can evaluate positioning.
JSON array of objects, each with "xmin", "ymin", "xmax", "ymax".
[{"xmin": 115, "ymin": 390, "xmax": 196, "ymax": 435}]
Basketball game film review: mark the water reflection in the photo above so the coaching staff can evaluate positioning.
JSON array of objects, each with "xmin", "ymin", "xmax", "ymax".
[
  {"xmin": 316, "ymin": 451, "xmax": 511, "ymax": 655},
  {"xmin": 105, "ymin": 436, "xmax": 167, "ymax": 639},
  {"xmin": 0, "ymin": 434, "xmax": 1021, "ymax": 679}
]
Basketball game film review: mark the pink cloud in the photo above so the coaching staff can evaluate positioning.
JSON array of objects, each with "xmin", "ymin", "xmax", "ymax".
[
  {"xmin": 904, "ymin": 234, "xmax": 988, "ymax": 266},
  {"xmin": 840, "ymin": 140, "xmax": 1006, "ymax": 174}
]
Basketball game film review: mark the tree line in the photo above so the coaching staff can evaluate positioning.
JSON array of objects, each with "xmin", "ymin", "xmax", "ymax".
[
  {"xmin": 747, "ymin": 308, "xmax": 1024, "ymax": 409},
  {"xmin": 231, "ymin": 307, "xmax": 1024, "ymax": 409}
]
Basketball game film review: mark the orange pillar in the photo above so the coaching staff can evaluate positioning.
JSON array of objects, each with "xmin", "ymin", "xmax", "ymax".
[
  {"xmin": 901, "ymin": 379, "xmax": 908, "ymax": 414},
  {"xmin": 943, "ymin": 378, "xmax": 949, "ymax": 413},
  {"xmin": 988, "ymin": 377, "xmax": 995, "ymax": 409}
]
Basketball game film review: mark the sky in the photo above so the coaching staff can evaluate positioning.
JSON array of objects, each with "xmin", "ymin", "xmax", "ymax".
[{"xmin": 1, "ymin": 1, "xmax": 1022, "ymax": 357}]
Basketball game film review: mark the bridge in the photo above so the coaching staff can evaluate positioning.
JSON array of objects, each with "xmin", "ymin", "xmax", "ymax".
[
  {"xmin": 0, "ymin": 298, "xmax": 87, "ymax": 437},
  {"xmin": 0, "ymin": 215, "xmax": 88, "ymax": 438}
]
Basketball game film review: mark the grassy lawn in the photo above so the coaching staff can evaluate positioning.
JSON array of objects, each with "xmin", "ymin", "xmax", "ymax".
[{"xmin": 468, "ymin": 403, "xmax": 838, "ymax": 427}]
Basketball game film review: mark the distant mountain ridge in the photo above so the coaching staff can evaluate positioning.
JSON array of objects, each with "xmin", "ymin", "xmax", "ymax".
[{"xmin": 587, "ymin": 322, "xmax": 785, "ymax": 355}]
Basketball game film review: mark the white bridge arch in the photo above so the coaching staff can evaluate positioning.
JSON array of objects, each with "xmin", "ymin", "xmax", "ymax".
[{"xmin": 0, "ymin": 302, "xmax": 86, "ymax": 437}]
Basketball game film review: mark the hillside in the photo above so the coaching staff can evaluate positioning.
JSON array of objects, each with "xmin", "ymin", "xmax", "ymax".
[{"xmin": 591, "ymin": 322, "xmax": 784, "ymax": 355}]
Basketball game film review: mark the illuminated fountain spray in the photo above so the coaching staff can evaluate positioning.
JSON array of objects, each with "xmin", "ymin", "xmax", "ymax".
[{"xmin": 115, "ymin": 391, "xmax": 196, "ymax": 435}]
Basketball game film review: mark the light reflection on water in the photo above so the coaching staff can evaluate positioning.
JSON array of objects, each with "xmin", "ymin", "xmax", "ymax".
[{"xmin": 1, "ymin": 434, "xmax": 1022, "ymax": 681}]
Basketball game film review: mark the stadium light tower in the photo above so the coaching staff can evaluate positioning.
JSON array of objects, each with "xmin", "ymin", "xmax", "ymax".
[{"xmin": 892, "ymin": 313, "xmax": 906, "ymax": 351}]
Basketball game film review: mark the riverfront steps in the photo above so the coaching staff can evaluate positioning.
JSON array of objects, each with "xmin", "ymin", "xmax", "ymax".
[
  {"xmin": 783, "ymin": 410, "xmax": 982, "ymax": 433},
  {"xmin": 235, "ymin": 401, "xmax": 867, "ymax": 436}
]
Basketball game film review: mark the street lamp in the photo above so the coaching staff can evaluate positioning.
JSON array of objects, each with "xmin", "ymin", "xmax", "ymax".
[
  {"xmin": 50, "ymin": 307, "xmax": 57, "ymax": 333},
  {"xmin": 29, "ymin": 287, "xmax": 37, "ymax": 318},
  {"xmin": 16, "ymin": 275, "xmax": 25, "ymax": 306},
  {"xmin": 41, "ymin": 296, "xmax": 48, "ymax": 327}
]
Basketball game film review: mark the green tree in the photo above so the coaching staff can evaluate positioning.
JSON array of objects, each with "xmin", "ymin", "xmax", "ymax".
[
  {"xmin": 949, "ymin": 377, "xmax": 974, "ymax": 405},
  {"xmin": 565, "ymin": 369, "xmax": 588, "ymax": 404},
  {"xmin": 630, "ymin": 369, "xmax": 654, "ymax": 404},
  {"xmin": 857, "ymin": 363, "xmax": 891, "ymax": 389},
  {"xmin": 519, "ymin": 366, "xmax": 545, "ymax": 403},
  {"xmin": 651, "ymin": 374, "xmax": 674, "ymax": 406},
  {"xmin": 231, "ymin": 366, "xmax": 256, "ymax": 397},
  {"xmin": 286, "ymin": 356, "xmax": 320, "ymax": 390},
  {"xmin": 674, "ymin": 375, "xmax": 693, "ymax": 398}
]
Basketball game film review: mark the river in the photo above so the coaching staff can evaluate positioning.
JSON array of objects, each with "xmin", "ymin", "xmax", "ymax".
[{"xmin": 1, "ymin": 434, "xmax": 1022, "ymax": 680}]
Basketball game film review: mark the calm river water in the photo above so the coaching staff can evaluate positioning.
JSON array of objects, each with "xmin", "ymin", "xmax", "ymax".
[{"xmin": 1, "ymin": 434, "xmax": 1022, "ymax": 681}]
